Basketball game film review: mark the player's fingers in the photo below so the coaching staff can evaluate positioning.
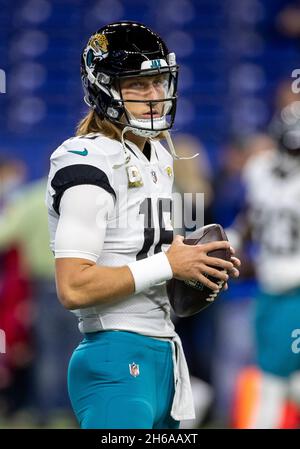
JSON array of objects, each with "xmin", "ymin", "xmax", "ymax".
[
  {"xmin": 221, "ymin": 282, "xmax": 228, "ymax": 291},
  {"xmin": 201, "ymin": 266, "xmax": 228, "ymax": 282},
  {"xmin": 230, "ymin": 246, "xmax": 235, "ymax": 255},
  {"xmin": 196, "ymin": 273, "xmax": 220, "ymax": 291},
  {"xmin": 231, "ymin": 256, "xmax": 241, "ymax": 267},
  {"xmin": 228, "ymin": 268, "xmax": 240, "ymax": 278},
  {"xmin": 201, "ymin": 240, "xmax": 230, "ymax": 253},
  {"xmin": 203, "ymin": 256, "xmax": 233, "ymax": 271},
  {"xmin": 228, "ymin": 256, "xmax": 241, "ymax": 278}
]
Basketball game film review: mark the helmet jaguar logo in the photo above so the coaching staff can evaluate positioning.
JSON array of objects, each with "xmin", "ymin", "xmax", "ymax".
[
  {"xmin": 89, "ymin": 33, "xmax": 108, "ymax": 53},
  {"xmin": 86, "ymin": 33, "xmax": 109, "ymax": 66}
]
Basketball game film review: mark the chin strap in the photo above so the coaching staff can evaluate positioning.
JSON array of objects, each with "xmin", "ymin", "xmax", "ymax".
[
  {"xmin": 164, "ymin": 131, "xmax": 199, "ymax": 160},
  {"xmin": 113, "ymin": 127, "xmax": 199, "ymax": 169},
  {"xmin": 113, "ymin": 126, "xmax": 133, "ymax": 168}
]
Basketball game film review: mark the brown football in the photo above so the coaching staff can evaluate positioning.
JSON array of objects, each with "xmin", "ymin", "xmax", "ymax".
[{"xmin": 166, "ymin": 224, "xmax": 231, "ymax": 318}]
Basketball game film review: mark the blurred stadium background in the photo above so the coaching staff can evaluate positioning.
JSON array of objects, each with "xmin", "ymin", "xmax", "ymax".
[
  {"xmin": 0, "ymin": 0, "xmax": 300, "ymax": 428},
  {"xmin": 1, "ymin": 0, "xmax": 299, "ymax": 176}
]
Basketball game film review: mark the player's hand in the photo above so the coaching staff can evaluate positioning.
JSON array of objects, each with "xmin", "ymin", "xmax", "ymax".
[
  {"xmin": 166, "ymin": 235, "xmax": 234, "ymax": 291},
  {"xmin": 221, "ymin": 246, "xmax": 241, "ymax": 290},
  {"xmin": 228, "ymin": 246, "xmax": 241, "ymax": 278}
]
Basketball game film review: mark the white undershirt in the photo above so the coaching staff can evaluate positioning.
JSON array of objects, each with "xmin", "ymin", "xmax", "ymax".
[{"xmin": 54, "ymin": 184, "xmax": 114, "ymax": 262}]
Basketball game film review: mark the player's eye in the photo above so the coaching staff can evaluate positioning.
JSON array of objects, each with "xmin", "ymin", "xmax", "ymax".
[
  {"xmin": 127, "ymin": 81, "xmax": 144, "ymax": 89},
  {"xmin": 153, "ymin": 76, "xmax": 168, "ymax": 88}
]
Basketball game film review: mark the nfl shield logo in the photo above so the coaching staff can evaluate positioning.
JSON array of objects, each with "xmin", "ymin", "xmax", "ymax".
[{"xmin": 129, "ymin": 362, "xmax": 140, "ymax": 377}]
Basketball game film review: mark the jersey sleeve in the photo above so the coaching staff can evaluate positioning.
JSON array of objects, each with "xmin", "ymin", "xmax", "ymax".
[
  {"xmin": 54, "ymin": 184, "xmax": 114, "ymax": 262},
  {"xmin": 48, "ymin": 137, "xmax": 116, "ymax": 215}
]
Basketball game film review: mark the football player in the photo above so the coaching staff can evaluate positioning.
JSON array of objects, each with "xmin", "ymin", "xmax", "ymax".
[
  {"xmin": 230, "ymin": 101, "xmax": 300, "ymax": 428},
  {"xmin": 46, "ymin": 21, "xmax": 240, "ymax": 429}
]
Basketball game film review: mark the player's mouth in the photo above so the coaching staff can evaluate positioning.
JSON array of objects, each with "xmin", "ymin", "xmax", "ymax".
[{"xmin": 142, "ymin": 111, "xmax": 162, "ymax": 118}]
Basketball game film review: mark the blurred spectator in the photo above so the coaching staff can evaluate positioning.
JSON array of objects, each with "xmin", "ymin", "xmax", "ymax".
[
  {"xmin": 213, "ymin": 133, "xmax": 275, "ymax": 229},
  {"xmin": 0, "ymin": 168, "xmax": 80, "ymax": 427},
  {"xmin": 172, "ymin": 133, "xmax": 214, "ymax": 234},
  {"xmin": 209, "ymin": 133, "xmax": 275, "ymax": 426},
  {"xmin": 275, "ymin": 78, "xmax": 300, "ymax": 111},
  {"xmin": 0, "ymin": 156, "xmax": 27, "ymax": 208},
  {"xmin": 173, "ymin": 134, "xmax": 213, "ymax": 207},
  {"xmin": 230, "ymin": 90, "xmax": 300, "ymax": 428},
  {"xmin": 0, "ymin": 157, "xmax": 31, "ymax": 417},
  {"xmin": 277, "ymin": 3, "xmax": 300, "ymax": 38},
  {"xmin": 171, "ymin": 134, "xmax": 215, "ymax": 428}
]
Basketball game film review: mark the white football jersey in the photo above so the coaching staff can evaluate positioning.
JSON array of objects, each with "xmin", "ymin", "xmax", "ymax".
[
  {"xmin": 243, "ymin": 150, "xmax": 300, "ymax": 293},
  {"xmin": 46, "ymin": 132, "xmax": 195, "ymax": 421},
  {"xmin": 47, "ymin": 132, "xmax": 176, "ymax": 334}
]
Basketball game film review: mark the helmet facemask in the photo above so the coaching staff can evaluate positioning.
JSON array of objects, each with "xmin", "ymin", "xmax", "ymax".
[
  {"xmin": 89, "ymin": 59, "xmax": 178, "ymax": 138},
  {"xmin": 81, "ymin": 23, "xmax": 198, "ymax": 164}
]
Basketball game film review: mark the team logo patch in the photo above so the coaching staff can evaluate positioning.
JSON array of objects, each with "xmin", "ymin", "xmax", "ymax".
[
  {"xmin": 151, "ymin": 170, "xmax": 158, "ymax": 183},
  {"xmin": 127, "ymin": 165, "xmax": 143, "ymax": 188},
  {"xmin": 89, "ymin": 33, "xmax": 109, "ymax": 55},
  {"xmin": 165, "ymin": 166, "xmax": 173, "ymax": 178},
  {"xmin": 85, "ymin": 33, "xmax": 109, "ymax": 68},
  {"xmin": 129, "ymin": 362, "xmax": 140, "ymax": 377}
]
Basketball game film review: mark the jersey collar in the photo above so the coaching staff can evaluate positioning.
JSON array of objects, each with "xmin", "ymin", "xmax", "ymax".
[{"xmin": 124, "ymin": 139, "xmax": 158, "ymax": 165}]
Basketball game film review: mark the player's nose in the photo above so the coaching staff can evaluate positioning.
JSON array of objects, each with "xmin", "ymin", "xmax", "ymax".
[{"xmin": 145, "ymin": 82, "xmax": 160, "ymax": 100}]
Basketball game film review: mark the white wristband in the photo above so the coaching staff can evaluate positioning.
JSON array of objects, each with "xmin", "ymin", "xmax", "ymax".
[{"xmin": 128, "ymin": 252, "xmax": 173, "ymax": 294}]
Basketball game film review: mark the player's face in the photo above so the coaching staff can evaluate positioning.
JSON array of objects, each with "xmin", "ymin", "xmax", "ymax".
[{"xmin": 120, "ymin": 74, "xmax": 168, "ymax": 119}]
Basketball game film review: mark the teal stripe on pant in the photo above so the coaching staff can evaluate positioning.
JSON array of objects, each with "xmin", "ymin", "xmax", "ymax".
[{"xmin": 67, "ymin": 330, "xmax": 180, "ymax": 429}]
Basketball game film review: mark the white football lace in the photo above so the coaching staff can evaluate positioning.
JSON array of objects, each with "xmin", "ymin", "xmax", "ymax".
[{"xmin": 206, "ymin": 279, "xmax": 224, "ymax": 302}]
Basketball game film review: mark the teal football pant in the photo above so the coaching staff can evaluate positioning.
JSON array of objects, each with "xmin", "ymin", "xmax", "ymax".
[
  {"xmin": 67, "ymin": 330, "xmax": 180, "ymax": 429},
  {"xmin": 255, "ymin": 287, "xmax": 300, "ymax": 377}
]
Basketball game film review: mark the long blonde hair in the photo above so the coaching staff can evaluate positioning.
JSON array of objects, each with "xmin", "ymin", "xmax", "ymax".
[
  {"xmin": 76, "ymin": 110, "xmax": 122, "ymax": 139},
  {"xmin": 76, "ymin": 109, "xmax": 165, "ymax": 141}
]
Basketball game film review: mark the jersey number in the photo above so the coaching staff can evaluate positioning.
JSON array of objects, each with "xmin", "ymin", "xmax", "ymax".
[
  {"xmin": 251, "ymin": 206, "xmax": 300, "ymax": 254},
  {"xmin": 136, "ymin": 197, "xmax": 173, "ymax": 260}
]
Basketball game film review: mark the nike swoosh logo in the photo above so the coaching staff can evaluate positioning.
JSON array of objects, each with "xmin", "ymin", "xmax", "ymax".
[{"xmin": 67, "ymin": 149, "xmax": 88, "ymax": 156}]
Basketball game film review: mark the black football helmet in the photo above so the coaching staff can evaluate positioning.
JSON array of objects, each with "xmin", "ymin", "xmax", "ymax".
[{"xmin": 81, "ymin": 21, "xmax": 178, "ymax": 138}]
